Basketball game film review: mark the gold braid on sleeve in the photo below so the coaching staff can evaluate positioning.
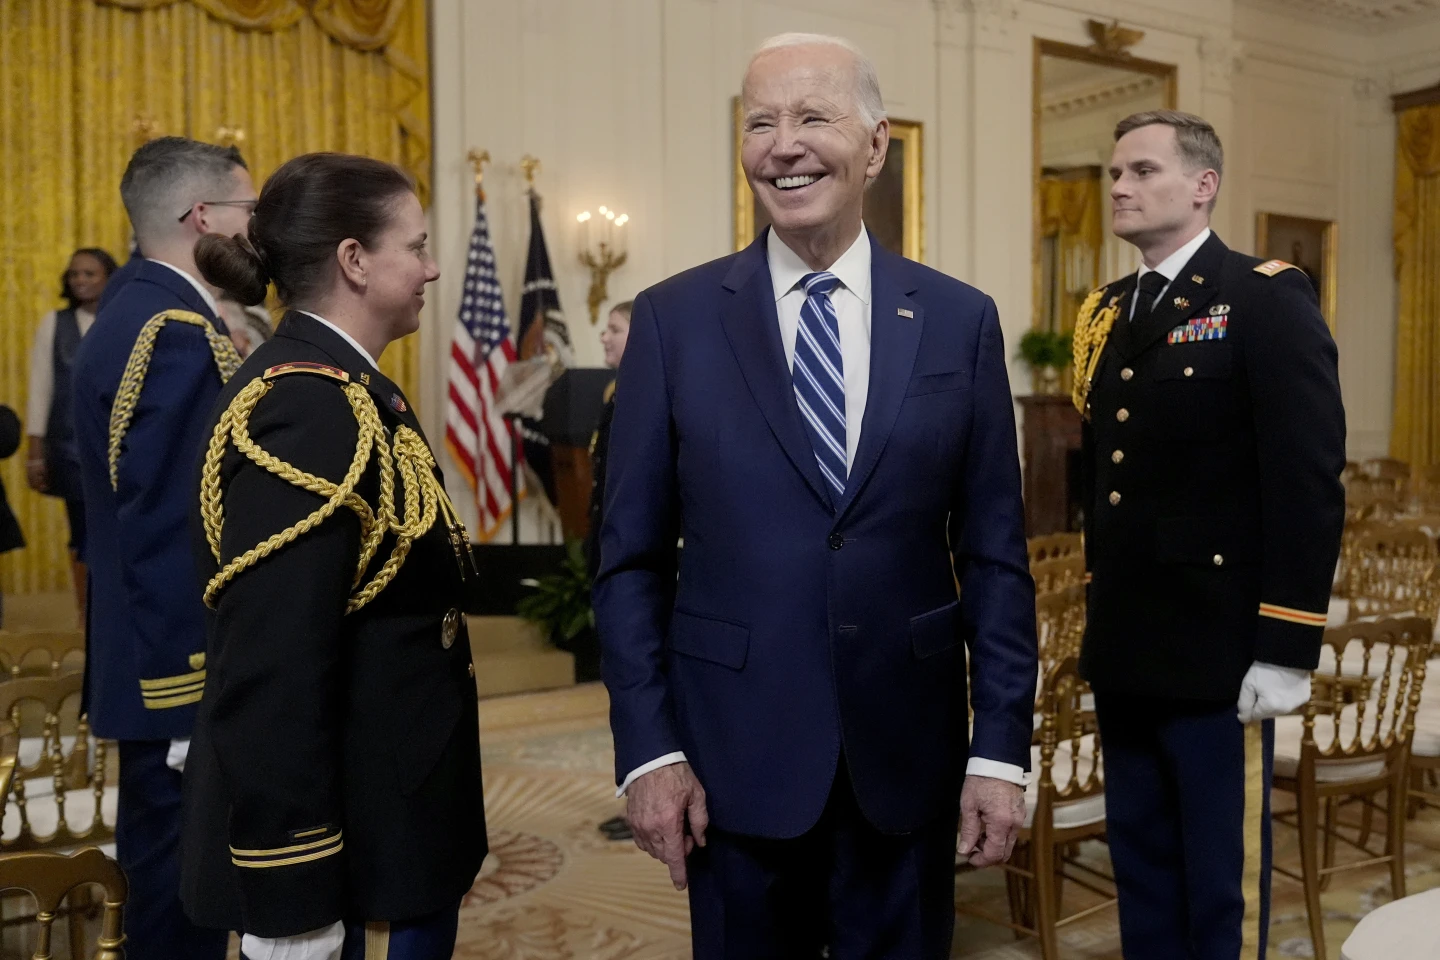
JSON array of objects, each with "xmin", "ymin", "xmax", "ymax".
[
  {"xmin": 1070, "ymin": 287, "xmax": 1121, "ymax": 418},
  {"xmin": 199, "ymin": 375, "xmax": 470, "ymax": 615},
  {"xmin": 108, "ymin": 310, "xmax": 244, "ymax": 490}
]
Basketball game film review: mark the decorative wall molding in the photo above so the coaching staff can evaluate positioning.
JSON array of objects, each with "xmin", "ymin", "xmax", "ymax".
[
  {"xmin": 1041, "ymin": 74, "xmax": 1164, "ymax": 117},
  {"xmin": 1240, "ymin": 0, "xmax": 1440, "ymax": 33}
]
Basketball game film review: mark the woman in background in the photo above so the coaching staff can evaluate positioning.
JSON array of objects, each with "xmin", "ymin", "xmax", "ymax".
[{"xmin": 26, "ymin": 247, "xmax": 117, "ymax": 611}]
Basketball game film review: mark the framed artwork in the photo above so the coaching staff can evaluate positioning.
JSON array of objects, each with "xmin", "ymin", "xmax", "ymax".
[
  {"xmin": 732, "ymin": 97, "xmax": 924, "ymax": 260},
  {"xmin": 1255, "ymin": 212, "xmax": 1337, "ymax": 329}
]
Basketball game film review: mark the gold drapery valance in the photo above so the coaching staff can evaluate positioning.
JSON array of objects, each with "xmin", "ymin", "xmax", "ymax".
[
  {"xmin": 0, "ymin": 0, "xmax": 429, "ymax": 595},
  {"xmin": 1391, "ymin": 102, "xmax": 1440, "ymax": 467},
  {"xmin": 96, "ymin": 0, "xmax": 407, "ymax": 50}
]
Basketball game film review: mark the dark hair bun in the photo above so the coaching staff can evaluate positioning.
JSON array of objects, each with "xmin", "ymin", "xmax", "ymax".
[{"xmin": 195, "ymin": 232, "xmax": 269, "ymax": 306}]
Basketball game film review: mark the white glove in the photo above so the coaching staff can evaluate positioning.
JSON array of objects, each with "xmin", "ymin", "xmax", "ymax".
[
  {"xmin": 165, "ymin": 738, "xmax": 191, "ymax": 773},
  {"xmin": 1237, "ymin": 661, "xmax": 1311, "ymax": 724},
  {"xmin": 240, "ymin": 921, "xmax": 345, "ymax": 960}
]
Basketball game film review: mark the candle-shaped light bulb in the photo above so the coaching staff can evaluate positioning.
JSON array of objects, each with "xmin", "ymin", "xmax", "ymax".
[
  {"xmin": 615, "ymin": 214, "xmax": 628, "ymax": 226},
  {"xmin": 598, "ymin": 205, "xmax": 609, "ymax": 215},
  {"xmin": 604, "ymin": 210, "xmax": 615, "ymax": 220}
]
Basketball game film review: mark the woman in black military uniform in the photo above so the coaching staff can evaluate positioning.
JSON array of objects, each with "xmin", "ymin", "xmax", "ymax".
[{"xmin": 182, "ymin": 153, "xmax": 485, "ymax": 960}]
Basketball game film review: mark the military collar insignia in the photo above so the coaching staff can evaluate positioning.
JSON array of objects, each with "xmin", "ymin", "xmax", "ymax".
[
  {"xmin": 359, "ymin": 372, "xmax": 371, "ymax": 385},
  {"xmin": 1173, "ymin": 296, "xmax": 1190, "ymax": 310},
  {"xmin": 1191, "ymin": 274, "xmax": 1205, "ymax": 284}
]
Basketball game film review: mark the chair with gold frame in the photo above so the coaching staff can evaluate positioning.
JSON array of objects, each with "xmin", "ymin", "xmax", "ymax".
[
  {"xmin": 0, "ymin": 631, "xmax": 86, "ymax": 679},
  {"xmin": 1271, "ymin": 617, "xmax": 1432, "ymax": 960},
  {"xmin": 957, "ymin": 656, "xmax": 1113, "ymax": 960},
  {"xmin": 0, "ymin": 673, "xmax": 115, "ymax": 852},
  {"xmin": 1342, "ymin": 525, "xmax": 1438, "ymax": 623},
  {"xmin": 0, "ymin": 847, "xmax": 126, "ymax": 959},
  {"xmin": 1027, "ymin": 532, "xmax": 1082, "ymax": 565},
  {"xmin": 1031, "ymin": 555, "xmax": 1085, "ymax": 597}
]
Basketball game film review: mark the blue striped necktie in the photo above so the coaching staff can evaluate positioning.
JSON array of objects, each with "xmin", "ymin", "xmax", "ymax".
[{"xmin": 792, "ymin": 271, "xmax": 846, "ymax": 500}]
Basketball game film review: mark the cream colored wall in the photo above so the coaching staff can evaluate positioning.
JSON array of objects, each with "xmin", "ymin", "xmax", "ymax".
[{"xmin": 423, "ymin": 0, "xmax": 1435, "ymax": 532}]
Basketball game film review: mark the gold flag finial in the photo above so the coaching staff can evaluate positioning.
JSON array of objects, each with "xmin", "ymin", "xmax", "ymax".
[
  {"xmin": 520, "ymin": 155, "xmax": 541, "ymax": 189},
  {"xmin": 466, "ymin": 149, "xmax": 490, "ymax": 197}
]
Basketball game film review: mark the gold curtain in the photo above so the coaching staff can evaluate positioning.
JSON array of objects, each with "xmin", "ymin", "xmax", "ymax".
[
  {"xmin": 1393, "ymin": 102, "xmax": 1440, "ymax": 469},
  {"xmin": 0, "ymin": 0, "xmax": 429, "ymax": 595},
  {"xmin": 1039, "ymin": 172, "xmax": 1104, "ymax": 332}
]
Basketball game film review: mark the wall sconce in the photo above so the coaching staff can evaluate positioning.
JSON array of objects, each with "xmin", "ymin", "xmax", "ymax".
[{"xmin": 577, "ymin": 205, "xmax": 629, "ymax": 325}]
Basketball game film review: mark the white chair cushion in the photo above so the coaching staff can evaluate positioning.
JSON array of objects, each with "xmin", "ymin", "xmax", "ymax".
[
  {"xmin": 1340, "ymin": 886, "xmax": 1440, "ymax": 960},
  {"xmin": 1024, "ymin": 736, "xmax": 1106, "ymax": 830},
  {"xmin": 1273, "ymin": 715, "xmax": 1389, "ymax": 783}
]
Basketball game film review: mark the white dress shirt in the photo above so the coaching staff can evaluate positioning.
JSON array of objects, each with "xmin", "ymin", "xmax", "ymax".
[
  {"xmin": 26, "ymin": 307, "xmax": 95, "ymax": 436},
  {"xmin": 618, "ymin": 227, "xmax": 1027, "ymax": 795},
  {"xmin": 1128, "ymin": 227, "xmax": 1212, "ymax": 321},
  {"xmin": 298, "ymin": 310, "xmax": 379, "ymax": 369}
]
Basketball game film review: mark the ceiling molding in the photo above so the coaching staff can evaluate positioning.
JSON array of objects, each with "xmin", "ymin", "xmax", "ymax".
[{"xmin": 1239, "ymin": 0, "xmax": 1440, "ymax": 33}]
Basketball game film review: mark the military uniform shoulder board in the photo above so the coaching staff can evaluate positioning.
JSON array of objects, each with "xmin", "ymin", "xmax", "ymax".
[
  {"xmin": 1254, "ymin": 259, "xmax": 1299, "ymax": 277},
  {"xmin": 262, "ymin": 361, "xmax": 351, "ymax": 384}
]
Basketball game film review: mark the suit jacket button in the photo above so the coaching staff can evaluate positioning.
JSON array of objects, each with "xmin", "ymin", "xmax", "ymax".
[
  {"xmin": 828, "ymin": 533, "xmax": 844, "ymax": 550},
  {"xmin": 1112, "ymin": 450, "xmax": 1124, "ymax": 464},
  {"xmin": 1213, "ymin": 554, "xmax": 1224, "ymax": 566},
  {"xmin": 1116, "ymin": 408, "xmax": 1130, "ymax": 422},
  {"xmin": 1109, "ymin": 491, "xmax": 1121, "ymax": 506},
  {"xmin": 1120, "ymin": 368, "xmax": 1134, "ymax": 381},
  {"xmin": 1184, "ymin": 366, "xmax": 1195, "ymax": 377},
  {"xmin": 442, "ymin": 608, "xmax": 461, "ymax": 649}
]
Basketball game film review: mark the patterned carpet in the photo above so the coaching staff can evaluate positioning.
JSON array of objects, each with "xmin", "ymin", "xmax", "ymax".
[{"xmin": 464, "ymin": 683, "xmax": 1440, "ymax": 960}]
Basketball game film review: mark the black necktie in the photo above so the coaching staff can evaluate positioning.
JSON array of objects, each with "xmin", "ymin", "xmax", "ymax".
[{"xmin": 1135, "ymin": 271, "xmax": 1167, "ymax": 318}]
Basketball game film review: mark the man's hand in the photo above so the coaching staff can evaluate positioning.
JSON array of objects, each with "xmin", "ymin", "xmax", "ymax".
[
  {"xmin": 626, "ymin": 761, "xmax": 708, "ymax": 890},
  {"xmin": 957, "ymin": 774, "xmax": 1026, "ymax": 868},
  {"xmin": 1237, "ymin": 661, "xmax": 1311, "ymax": 724}
]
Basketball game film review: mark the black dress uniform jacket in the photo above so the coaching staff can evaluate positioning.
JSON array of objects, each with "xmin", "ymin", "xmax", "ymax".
[
  {"xmin": 180, "ymin": 312, "xmax": 487, "ymax": 938},
  {"xmin": 1078, "ymin": 232, "xmax": 1346, "ymax": 701}
]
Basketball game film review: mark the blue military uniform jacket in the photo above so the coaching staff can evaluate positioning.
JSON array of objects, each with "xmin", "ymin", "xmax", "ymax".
[{"xmin": 74, "ymin": 259, "xmax": 238, "ymax": 741}]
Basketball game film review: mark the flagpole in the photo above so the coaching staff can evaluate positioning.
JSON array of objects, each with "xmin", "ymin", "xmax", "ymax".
[{"xmin": 466, "ymin": 149, "xmax": 489, "ymax": 534}]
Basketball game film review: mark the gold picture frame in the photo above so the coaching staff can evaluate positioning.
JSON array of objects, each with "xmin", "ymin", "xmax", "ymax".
[
  {"xmin": 732, "ymin": 97, "xmax": 924, "ymax": 260},
  {"xmin": 1255, "ymin": 213, "xmax": 1337, "ymax": 330},
  {"xmin": 1032, "ymin": 38, "xmax": 1177, "ymax": 330}
]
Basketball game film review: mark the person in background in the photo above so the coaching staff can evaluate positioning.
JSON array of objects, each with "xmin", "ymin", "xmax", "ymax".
[
  {"xmin": 26, "ymin": 247, "xmax": 118, "ymax": 610},
  {"xmin": 217, "ymin": 292, "xmax": 274, "ymax": 357},
  {"xmin": 588, "ymin": 299, "xmax": 632, "ymax": 842},
  {"xmin": 0, "ymin": 404, "xmax": 26, "ymax": 627},
  {"xmin": 72, "ymin": 135, "xmax": 255, "ymax": 960}
]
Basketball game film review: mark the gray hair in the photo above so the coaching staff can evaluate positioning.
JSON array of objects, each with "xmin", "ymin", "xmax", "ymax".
[
  {"xmin": 751, "ymin": 33, "xmax": 887, "ymax": 129},
  {"xmin": 120, "ymin": 136, "xmax": 248, "ymax": 244}
]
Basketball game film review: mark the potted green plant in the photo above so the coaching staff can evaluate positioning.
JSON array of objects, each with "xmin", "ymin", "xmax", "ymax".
[
  {"xmin": 1018, "ymin": 329, "xmax": 1074, "ymax": 395},
  {"xmin": 516, "ymin": 540, "xmax": 600, "ymax": 681}
]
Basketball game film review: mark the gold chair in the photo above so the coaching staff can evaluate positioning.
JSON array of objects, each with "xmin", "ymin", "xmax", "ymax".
[
  {"xmin": 1271, "ymin": 617, "xmax": 1433, "ymax": 960},
  {"xmin": 0, "ymin": 632, "xmax": 85, "ymax": 680},
  {"xmin": 1345, "ymin": 479, "xmax": 1402, "ymax": 524},
  {"xmin": 0, "ymin": 847, "xmax": 126, "ymax": 959},
  {"xmin": 0, "ymin": 674, "xmax": 114, "ymax": 851},
  {"xmin": 1027, "ymin": 532, "xmax": 1082, "ymax": 564},
  {"xmin": 1031, "ymin": 555, "xmax": 1085, "ymax": 597},
  {"xmin": 1342, "ymin": 526, "xmax": 1438, "ymax": 623},
  {"xmin": 1035, "ymin": 583, "xmax": 1085, "ymax": 675},
  {"xmin": 957, "ymin": 657, "xmax": 1113, "ymax": 960}
]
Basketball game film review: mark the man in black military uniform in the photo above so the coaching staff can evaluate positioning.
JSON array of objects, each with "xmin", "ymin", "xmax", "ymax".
[{"xmin": 1073, "ymin": 110, "xmax": 1345, "ymax": 960}]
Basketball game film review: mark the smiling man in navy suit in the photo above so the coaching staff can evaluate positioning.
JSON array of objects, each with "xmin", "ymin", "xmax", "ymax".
[{"xmin": 594, "ymin": 33, "xmax": 1038, "ymax": 959}]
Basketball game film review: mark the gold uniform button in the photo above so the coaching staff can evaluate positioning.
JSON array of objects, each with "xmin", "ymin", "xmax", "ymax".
[
  {"xmin": 1120, "ymin": 368, "xmax": 1134, "ymax": 381},
  {"xmin": 1116, "ymin": 408, "xmax": 1130, "ymax": 423},
  {"xmin": 1109, "ymin": 491, "xmax": 1122, "ymax": 506},
  {"xmin": 1213, "ymin": 554, "xmax": 1224, "ymax": 566},
  {"xmin": 467, "ymin": 662, "xmax": 475, "ymax": 678},
  {"xmin": 1184, "ymin": 366, "xmax": 1195, "ymax": 377},
  {"xmin": 1112, "ymin": 450, "xmax": 1124, "ymax": 464},
  {"xmin": 441, "ymin": 608, "xmax": 462, "ymax": 649}
]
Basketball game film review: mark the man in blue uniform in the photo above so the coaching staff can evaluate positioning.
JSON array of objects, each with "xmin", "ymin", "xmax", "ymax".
[
  {"xmin": 1074, "ymin": 111, "xmax": 1346, "ymax": 959},
  {"xmin": 73, "ymin": 136, "xmax": 255, "ymax": 958}
]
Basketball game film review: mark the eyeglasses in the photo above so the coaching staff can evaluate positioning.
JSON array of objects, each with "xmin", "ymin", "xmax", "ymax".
[{"xmin": 178, "ymin": 199, "xmax": 258, "ymax": 223}]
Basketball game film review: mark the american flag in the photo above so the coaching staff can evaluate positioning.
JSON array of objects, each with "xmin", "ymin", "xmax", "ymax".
[{"xmin": 445, "ymin": 190, "xmax": 521, "ymax": 540}]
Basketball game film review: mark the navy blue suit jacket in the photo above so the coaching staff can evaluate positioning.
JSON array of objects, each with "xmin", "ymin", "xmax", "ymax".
[
  {"xmin": 75, "ymin": 260, "xmax": 230, "ymax": 740},
  {"xmin": 594, "ymin": 232, "xmax": 1038, "ymax": 838}
]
